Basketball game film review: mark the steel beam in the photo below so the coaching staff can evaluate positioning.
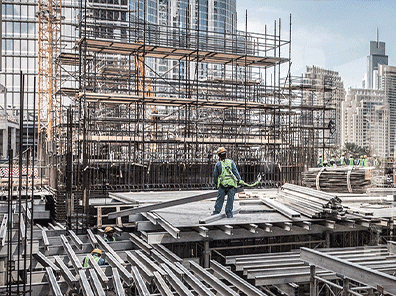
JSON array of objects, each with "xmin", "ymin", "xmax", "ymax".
[
  {"xmin": 174, "ymin": 262, "xmax": 215, "ymax": 296},
  {"xmin": 260, "ymin": 198, "xmax": 301, "ymax": 219},
  {"xmin": 152, "ymin": 244, "xmax": 182, "ymax": 263},
  {"xmin": 189, "ymin": 260, "xmax": 239, "ymax": 296},
  {"xmin": 134, "ymin": 250, "xmax": 167, "ymax": 277},
  {"xmin": 150, "ymin": 249, "xmax": 184, "ymax": 278},
  {"xmin": 0, "ymin": 214, "xmax": 7, "ymax": 246},
  {"xmin": 131, "ymin": 265, "xmax": 150, "ymax": 296},
  {"xmin": 34, "ymin": 252, "xmax": 60, "ymax": 273},
  {"xmin": 125, "ymin": 251, "xmax": 154, "ymax": 283},
  {"xmin": 96, "ymin": 234, "xmax": 124, "ymax": 264},
  {"xmin": 152, "ymin": 213, "xmax": 180, "ymax": 239},
  {"xmin": 300, "ymin": 247, "xmax": 396, "ymax": 296},
  {"xmin": 60, "ymin": 235, "xmax": 83, "ymax": 271},
  {"xmin": 53, "ymin": 256, "xmax": 78, "ymax": 287},
  {"xmin": 129, "ymin": 233, "xmax": 152, "ymax": 254},
  {"xmin": 42, "ymin": 229, "xmax": 50, "ymax": 249},
  {"xmin": 108, "ymin": 191, "xmax": 217, "ymax": 218},
  {"xmin": 216, "ymin": 225, "xmax": 233, "ymax": 235},
  {"xmin": 86, "ymin": 229, "xmax": 98, "ymax": 248},
  {"xmin": 87, "ymin": 254, "xmax": 109, "ymax": 284},
  {"xmin": 153, "ymin": 271, "xmax": 174, "ymax": 296},
  {"xmin": 241, "ymin": 223, "xmax": 259, "ymax": 234},
  {"xmin": 68, "ymin": 230, "xmax": 83, "ymax": 250},
  {"xmin": 78, "ymin": 269, "xmax": 95, "ymax": 296},
  {"xmin": 106, "ymin": 252, "xmax": 133, "ymax": 285},
  {"xmin": 112, "ymin": 268, "xmax": 126, "ymax": 296},
  {"xmin": 160, "ymin": 263, "xmax": 194, "ymax": 296},
  {"xmin": 210, "ymin": 260, "xmax": 266, "ymax": 296},
  {"xmin": 88, "ymin": 269, "xmax": 106, "ymax": 296},
  {"xmin": 196, "ymin": 226, "xmax": 209, "ymax": 237},
  {"xmin": 20, "ymin": 214, "xmax": 25, "ymax": 239},
  {"xmin": 45, "ymin": 267, "xmax": 63, "ymax": 296},
  {"xmin": 254, "ymin": 270, "xmax": 334, "ymax": 286}
]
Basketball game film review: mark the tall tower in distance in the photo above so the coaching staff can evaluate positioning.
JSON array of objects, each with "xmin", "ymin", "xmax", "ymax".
[{"xmin": 363, "ymin": 28, "xmax": 388, "ymax": 89}]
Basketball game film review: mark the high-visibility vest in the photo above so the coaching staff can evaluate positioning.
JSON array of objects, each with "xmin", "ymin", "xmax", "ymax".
[
  {"xmin": 348, "ymin": 158, "xmax": 354, "ymax": 166},
  {"xmin": 218, "ymin": 159, "xmax": 238, "ymax": 188},
  {"xmin": 104, "ymin": 236, "xmax": 116, "ymax": 242},
  {"xmin": 83, "ymin": 254, "xmax": 100, "ymax": 268},
  {"xmin": 340, "ymin": 156, "xmax": 346, "ymax": 165},
  {"xmin": 318, "ymin": 158, "xmax": 323, "ymax": 167},
  {"xmin": 363, "ymin": 159, "xmax": 368, "ymax": 167}
]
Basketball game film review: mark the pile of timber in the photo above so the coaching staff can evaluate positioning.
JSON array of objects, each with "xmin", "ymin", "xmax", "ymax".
[
  {"xmin": 277, "ymin": 183, "xmax": 345, "ymax": 219},
  {"xmin": 302, "ymin": 167, "xmax": 371, "ymax": 194}
]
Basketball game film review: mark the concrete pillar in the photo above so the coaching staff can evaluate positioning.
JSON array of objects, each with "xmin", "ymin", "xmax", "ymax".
[
  {"xmin": 203, "ymin": 240, "xmax": 210, "ymax": 268},
  {"xmin": 310, "ymin": 265, "xmax": 316, "ymax": 296},
  {"xmin": 325, "ymin": 231, "xmax": 331, "ymax": 248},
  {"xmin": 2, "ymin": 128, "xmax": 8, "ymax": 159}
]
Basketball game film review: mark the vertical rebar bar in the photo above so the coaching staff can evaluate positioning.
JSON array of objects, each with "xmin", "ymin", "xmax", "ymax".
[
  {"xmin": 29, "ymin": 76, "xmax": 37, "ymax": 296},
  {"xmin": 17, "ymin": 71, "xmax": 24, "ymax": 294}
]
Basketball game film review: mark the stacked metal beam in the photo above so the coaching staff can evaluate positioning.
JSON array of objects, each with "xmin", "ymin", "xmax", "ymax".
[
  {"xmin": 0, "ymin": 227, "xmax": 267, "ymax": 296},
  {"xmin": 277, "ymin": 183, "xmax": 345, "ymax": 218},
  {"xmin": 224, "ymin": 244, "xmax": 396, "ymax": 296}
]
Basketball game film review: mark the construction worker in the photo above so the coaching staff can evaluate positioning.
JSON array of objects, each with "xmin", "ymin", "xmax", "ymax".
[
  {"xmin": 213, "ymin": 147, "xmax": 241, "ymax": 218},
  {"xmin": 373, "ymin": 155, "xmax": 380, "ymax": 167},
  {"xmin": 363, "ymin": 155, "xmax": 369, "ymax": 167},
  {"xmin": 329, "ymin": 157, "xmax": 336, "ymax": 167},
  {"xmin": 348, "ymin": 155, "xmax": 355, "ymax": 166},
  {"xmin": 104, "ymin": 226, "xmax": 116, "ymax": 242},
  {"xmin": 340, "ymin": 153, "xmax": 347, "ymax": 166},
  {"xmin": 322, "ymin": 160, "xmax": 329, "ymax": 167},
  {"xmin": 83, "ymin": 249, "xmax": 105, "ymax": 267},
  {"xmin": 358, "ymin": 155, "xmax": 364, "ymax": 166},
  {"xmin": 318, "ymin": 154, "xmax": 324, "ymax": 167}
]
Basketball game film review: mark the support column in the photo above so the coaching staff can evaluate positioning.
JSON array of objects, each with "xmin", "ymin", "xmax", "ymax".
[
  {"xmin": 310, "ymin": 265, "xmax": 316, "ymax": 296},
  {"xmin": 2, "ymin": 128, "xmax": 8, "ymax": 159},
  {"xmin": 10, "ymin": 127, "xmax": 16, "ymax": 153},
  {"xmin": 203, "ymin": 240, "xmax": 210, "ymax": 268},
  {"xmin": 325, "ymin": 231, "xmax": 331, "ymax": 248},
  {"xmin": 343, "ymin": 278, "xmax": 349, "ymax": 296}
]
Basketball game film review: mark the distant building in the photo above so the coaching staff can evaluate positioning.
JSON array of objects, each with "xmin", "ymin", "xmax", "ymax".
[
  {"xmin": 379, "ymin": 64, "xmax": 396, "ymax": 156},
  {"xmin": 341, "ymin": 88, "xmax": 389, "ymax": 158},
  {"xmin": 362, "ymin": 38, "xmax": 388, "ymax": 89},
  {"xmin": 304, "ymin": 66, "xmax": 345, "ymax": 147}
]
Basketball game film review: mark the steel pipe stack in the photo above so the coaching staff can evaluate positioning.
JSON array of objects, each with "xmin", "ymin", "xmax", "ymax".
[{"xmin": 302, "ymin": 167, "xmax": 371, "ymax": 194}]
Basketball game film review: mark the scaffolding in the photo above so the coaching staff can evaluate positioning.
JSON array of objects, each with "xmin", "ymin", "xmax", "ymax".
[{"xmin": 40, "ymin": 0, "xmax": 338, "ymax": 226}]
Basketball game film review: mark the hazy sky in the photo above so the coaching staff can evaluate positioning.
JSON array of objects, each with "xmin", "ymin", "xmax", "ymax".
[{"xmin": 236, "ymin": 0, "xmax": 396, "ymax": 90}]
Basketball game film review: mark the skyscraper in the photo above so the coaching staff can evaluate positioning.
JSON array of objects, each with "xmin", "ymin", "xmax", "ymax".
[
  {"xmin": 362, "ymin": 31, "xmax": 388, "ymax": 90},
  {"xmin": 341, "ymin": 88, "xmax": 389, "ymax": 158},
  {"xmin": 379, "ymin": 64, "xmax": 396, "ymax": 156}
]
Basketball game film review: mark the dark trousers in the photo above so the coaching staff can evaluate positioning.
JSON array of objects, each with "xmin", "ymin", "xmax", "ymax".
[{"xmin": 213, "ymin": 186, "xmax": 236, "ymax": 217}]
